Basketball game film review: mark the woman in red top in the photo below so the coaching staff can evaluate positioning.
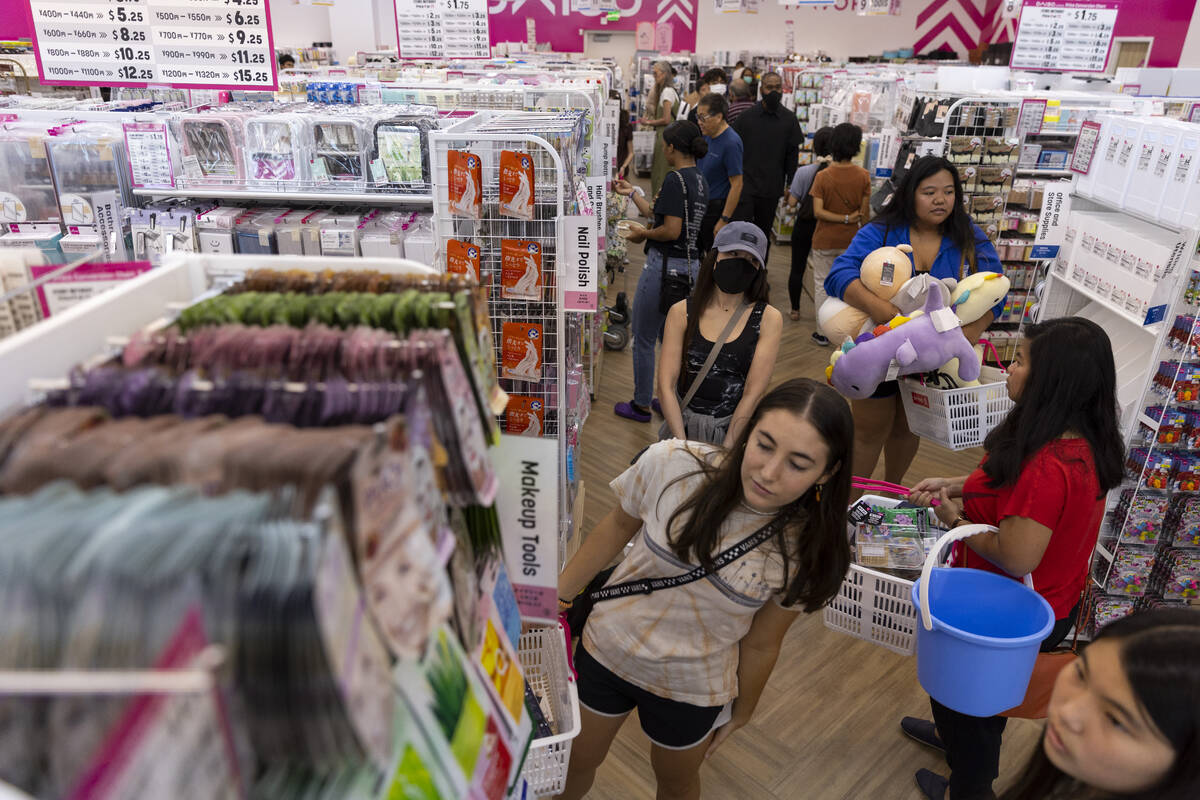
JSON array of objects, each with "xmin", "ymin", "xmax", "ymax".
[{"xmin": 903, "ymin": 317, "xmax": 1126, "ymax": 800}]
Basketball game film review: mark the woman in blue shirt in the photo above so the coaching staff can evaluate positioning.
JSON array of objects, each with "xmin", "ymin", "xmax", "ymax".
[{"xmin": 824, "ymin": 155, "xmax": 1004, "ymax": 486}]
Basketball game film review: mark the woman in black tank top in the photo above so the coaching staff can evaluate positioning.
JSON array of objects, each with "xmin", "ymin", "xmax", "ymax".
[{"xmin": 658, "ymin": 222, "xmax": 784, "ymax": 446}]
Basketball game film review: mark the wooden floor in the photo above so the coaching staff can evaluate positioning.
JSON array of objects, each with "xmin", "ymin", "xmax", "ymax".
[{"xmin": 573, "ymin": 217, "xmax": 1042, "ymax": 799}]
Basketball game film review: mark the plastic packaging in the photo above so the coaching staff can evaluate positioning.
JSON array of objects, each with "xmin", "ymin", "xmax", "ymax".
[
  {"xmin": 176, "ymin": 114, "xmax": 246, "ymax": 184},
  {"xmin": 372, "ymin": 113, "xmax": 437, "ymax": 188},
  {"xmin": 245, "ymin": 114, "xmax": 308, "ymax": 185},
  {"xmin": 0, "ymin": 126, "xmax": 60, "ymax": 224},
  {"xmin": 308, "ymin": 117, "xmax": 368, "ymax": 186}
]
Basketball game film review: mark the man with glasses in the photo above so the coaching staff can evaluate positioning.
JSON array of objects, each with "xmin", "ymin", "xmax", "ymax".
[
  {"xmin": 695, "ymin": 93, "xmax": 744, "ymax": 255},
  {"xmin": 732, "ymin": 72, "xmax": 803, "ymax": 257}
]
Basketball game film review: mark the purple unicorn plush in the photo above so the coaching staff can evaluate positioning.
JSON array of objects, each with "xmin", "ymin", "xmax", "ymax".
[{"xmin": 826, "ymin": 286, "xmax": 980, "ymax": 400}]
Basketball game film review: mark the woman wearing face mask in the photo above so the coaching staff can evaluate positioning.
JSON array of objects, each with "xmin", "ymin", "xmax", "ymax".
[
  {"xmin": 824, "ymin": 155, "xmax": 1003, "ymax": 486},
  {"xmin": 903, "ymin": 317, "xmax": 1126, "ymax": 800},
  {"xmin": 684, "ymin": 68, "xmax": 728, "ymax": 125},
  {"xmin": 658, "ymin": 222, "xmax": 782, "ymax": 447},
  {"xmin": 645, "ymin": 60, "xmax": 680, "ymax": 198},
  {"xmin": 556, "ymin": 378, "xmax": 853, "ymax": 800},
  {"xmin": 1001, "ymin": 608, "xmax": 1200, "ymax": 800},
  {"xmin": 613, "ymin": 121, "xmax": 709, "ymax": 424}
]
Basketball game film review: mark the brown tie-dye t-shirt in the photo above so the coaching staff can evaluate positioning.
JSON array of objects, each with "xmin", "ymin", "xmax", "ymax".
[{"xmin": 582, "ymin": 440, "xmax": 797, "ymax": 707}]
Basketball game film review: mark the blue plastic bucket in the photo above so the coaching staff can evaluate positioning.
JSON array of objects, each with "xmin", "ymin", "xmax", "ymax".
[{"xmin": 911, "ymin": 568, "xmax": 1054, "ymax": 717}]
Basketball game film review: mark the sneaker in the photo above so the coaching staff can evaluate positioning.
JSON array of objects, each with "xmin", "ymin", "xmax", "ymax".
[
  {"xmin": 614, "ymin": 401, "xmax": 651, "ymax": 423},
  {"xmin": 651, "ymin": 398, "xmax": 663, "ymax": 416},
  {"xmin": 914, "ymin": 769, "xmax": 949, "ymax": 800},
  {"xmin": 812, "ymin": 331, "xmax": 830, "ymax": 347},
  {"xmin": 901, "ymin": 717, "xmax": 946, "ymax": 754}
]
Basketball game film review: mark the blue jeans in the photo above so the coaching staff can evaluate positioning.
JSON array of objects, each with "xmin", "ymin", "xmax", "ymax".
[{"xmin": 632, "ymin": 248, "xmax": 699, "ymax": 407}]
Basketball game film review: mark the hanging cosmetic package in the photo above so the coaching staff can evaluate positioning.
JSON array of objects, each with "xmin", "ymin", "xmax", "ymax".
[
  {"xmin": 245, "ymin": 114, "xmax": 310, "ymax": 187},
  {"xmin": 371, "ymin": 113, "xmax": 438, "ymax": 189},
  {"xmin": 175, "ymin": 114, "xmax": 247, "ymax": 185}
]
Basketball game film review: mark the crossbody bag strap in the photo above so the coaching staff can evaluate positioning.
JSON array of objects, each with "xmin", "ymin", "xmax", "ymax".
[
  {"xmin": 679, "ymin": 302, "xmax": 751, "ymax": 409},
  {"xmin": 587, "ymin": 514, "xmax": 783, "ymax": 603}
]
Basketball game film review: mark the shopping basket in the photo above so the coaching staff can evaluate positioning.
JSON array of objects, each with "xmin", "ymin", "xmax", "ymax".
[
  {"xmin": 823, "ymin": 494, "xmax": 940, "ymax": 656},
  {"xmin": 518, "ymin": 621, "xmax": 580, "ymax": 797},
  {"xmin": 899, "ymin": 364, "xmax": 1013, "ymax": 451}
]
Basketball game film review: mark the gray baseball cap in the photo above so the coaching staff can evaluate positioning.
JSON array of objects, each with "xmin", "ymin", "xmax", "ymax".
[{"xmin": 713, "ymin": 221, "xmax": 768, "ymax": 270}]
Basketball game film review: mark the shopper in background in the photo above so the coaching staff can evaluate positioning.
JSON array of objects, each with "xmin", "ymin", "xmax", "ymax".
[
  {"xmin": 613, "ymin": 120, "xmax": 709, "ymax": 424},
  {"xmin": 645, "ymin": 61, "xmax": 680, "ymax": 198},
  {"xmin": 731, "ymin": 72, "xmax": 803, "ymax": 258},
  {"xmin": 903, "ymin": 316, "xmax": 1126, "ymax": 800},
  {"xmin": 684, "ymin": 68, "xmax": 728, "ymax": 124},
  {"xmin": 278, "ymin": 53, "xmax": 296, "ymax": 71},
  {"xmin": 615, "ymin": 91, "xmax": 635, "ymax": 180},
  {"xmin": 784, "ymin": 126, "xmax": 833, "ymax": 324},
  {"xmin": 658, "ymin": 222, "xmax": 782, "ymax": 447},
  {"xmin": 1000, "ymin": 609, "xmax": 1200, "ymax": 800},
  {"xmin": 725, "ymin": 78, "xmax": 755, "ymax": 124},
  {"xmin": 731, "ymin": 60, "xmax": 747, "ymax": 83},
  {"xmin": 825, "ymin": 155, "xmax": 1003, "ymax": 485},
  {"xmin": 695, "ymin": 93, "xmax": 744, "ymax": 255},
  {"xmin": 807, "ymin": 122, "xmax": 871, "ymax": 347},
  {"xmin": 556, "ymin": 378, "xmax": 853, "ymax": 800}
]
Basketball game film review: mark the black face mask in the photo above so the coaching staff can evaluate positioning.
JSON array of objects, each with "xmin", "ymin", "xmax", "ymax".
[
  {"xmin": 763, "ymin": 91, "xmax": 783, "ymax": 111},
  {"xmin": 713, "ymin": 257, "xmax": 758, "ymax": 295}
]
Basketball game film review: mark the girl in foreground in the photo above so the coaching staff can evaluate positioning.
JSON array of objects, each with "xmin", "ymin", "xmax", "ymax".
[
  {"xmin": 556, "ymin": 379, "xmax": 853, "ymax": 800},
  {"xmin": 1002, "ymin": 608, "xmax": 1200, "ymax": 800}
]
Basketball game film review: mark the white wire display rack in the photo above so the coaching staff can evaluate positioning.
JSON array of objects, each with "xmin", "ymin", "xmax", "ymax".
[{"xmin": 429, "ymin": 110, "xmax": 593, "ymax": 558}]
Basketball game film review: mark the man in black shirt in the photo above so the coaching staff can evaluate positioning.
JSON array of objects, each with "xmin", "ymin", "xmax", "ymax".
[{"xmin": 731, "ymin": 72, "xmax": 804, "ymax": 256}]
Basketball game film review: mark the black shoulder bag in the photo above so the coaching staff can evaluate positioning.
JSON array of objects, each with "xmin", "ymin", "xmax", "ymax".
[
  {"xmin": 564, "ymin": 513, "xmax": 785, "ymax": 636},
  {"xmin": 657, "ymin": 169, "xmax": 696, "ymax": 315}
]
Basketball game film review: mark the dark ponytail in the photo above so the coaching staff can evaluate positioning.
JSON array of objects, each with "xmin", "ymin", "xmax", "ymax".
[{"xmin": 663, "ymin": 120, "xmax": 708, "ymax": 158}]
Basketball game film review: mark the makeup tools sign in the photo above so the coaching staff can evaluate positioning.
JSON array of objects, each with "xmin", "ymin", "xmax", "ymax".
[
  {"xmin": 492, "ymin": 435, "xmax": 559, "ymax": 620},
  {"xmin": 27, "ymin": 0, "xmax": 278, "ymax": 90}
]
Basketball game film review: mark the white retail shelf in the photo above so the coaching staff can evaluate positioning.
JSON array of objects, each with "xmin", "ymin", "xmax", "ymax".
[
  {"xmin": 1016, "ymin": 168, "xmax": 1074, "ymax": 177},
  {"xmin": 1072, "ymin": 188, "xmax": 1187, "ymax": 234},
  {"xmin": 132, "ymin": 188, "xmax": 434, "ymax": 205},
  {"xmin": 1138, "ymin": 413, "xmax": 1161, "ymax": 432},
  {"xmin": 1045, "ymin": 271, "xmax": 1159, "ymax": 332}
]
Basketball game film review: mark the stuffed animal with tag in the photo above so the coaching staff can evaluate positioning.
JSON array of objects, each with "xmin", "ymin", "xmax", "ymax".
[
  {"xmin": 826, "ymin": 287, "xmax": 979, "ymax": 400},
  {"xmin": 934, "ymin": 272, "xmax": 1012, "ymax": 386},
  {"xmin": 818, "ymin": 244, "xmax": 915, "ymax": 342}
]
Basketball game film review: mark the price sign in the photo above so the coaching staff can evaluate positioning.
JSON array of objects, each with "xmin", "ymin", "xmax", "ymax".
[
  {"xmin": 123, "ymin": 122, "xmax": 174, "ymax": 188},
  {"xmin": 1069, "ymin": 120, "xmax": 1102, "ymax": 175},
  {"xmin": 1016, "ymin": 98, "xmax": 1047, "ymax": 138},
  {"xmin": 394, "ymin": 0, "xmax": 490, "ymax": 59},
  {"xmin": 29, "ymin": 0, "xmax": 278, "ymax": 90},
  {"xmin": 1010, "ymin": 1, "xmax": 1119, "ymax": 73}
]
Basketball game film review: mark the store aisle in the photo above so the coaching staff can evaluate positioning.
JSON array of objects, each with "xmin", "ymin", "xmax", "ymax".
[{"xmin": 576, "ymin": 236, "xmax": 1042, "ymax": 798}]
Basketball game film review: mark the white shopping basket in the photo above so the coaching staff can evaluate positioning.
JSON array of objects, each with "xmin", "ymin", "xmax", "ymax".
[
  {"xmin": 518, "ymin": 621, "xmax": 580, "ymax": 797},
  {"xmin": 899, "ymin": 365, "xmax": 1013, "ymax": 452},
  {"xmin": 822, "ymin": 495, "xmax": 942, "ymax": 656}
]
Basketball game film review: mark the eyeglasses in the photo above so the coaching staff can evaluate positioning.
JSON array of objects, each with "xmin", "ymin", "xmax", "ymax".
[{"xmin": 696, "ymin": 113, "xmax": 712, "ymax": 123}]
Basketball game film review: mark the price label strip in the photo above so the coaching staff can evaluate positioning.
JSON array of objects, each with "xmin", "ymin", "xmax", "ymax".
[
  {"xmin": 29, "ymin": 0, "xmax": 278, "ymax": 90},
  {"xmin": 394, "ymin": 0, "xmax": 490, "ymax": 60},
  {"xmin": 1010, "ymin": 1, "xmax": 1120, "ymax": 73}
]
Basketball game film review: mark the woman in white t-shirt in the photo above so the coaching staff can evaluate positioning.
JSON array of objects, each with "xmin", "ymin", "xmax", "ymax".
[
  {"xmin": 556, "ymin": 378, "xmax": 853, "ymax": 800},
  {"xmin": 646, "ymin": 60, "xmax": 680, "ymax": 198}
]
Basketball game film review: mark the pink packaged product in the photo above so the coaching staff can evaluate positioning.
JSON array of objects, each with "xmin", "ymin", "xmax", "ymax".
[
  {"xmin": 176, "ymin": 114, "xmax": 246, "ymax": 184},
  {"xmin": 245, "ymin": 114, "xmax": 308, "ymax": 185}
]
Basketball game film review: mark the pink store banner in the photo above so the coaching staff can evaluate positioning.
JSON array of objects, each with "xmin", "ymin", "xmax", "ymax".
[{"xmin": 488, "ymin": 0, "xmax": 698, "ymax": 53}]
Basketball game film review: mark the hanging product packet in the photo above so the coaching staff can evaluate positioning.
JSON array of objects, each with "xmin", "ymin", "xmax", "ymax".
[
  {"xmin": 505, "ymin": 395, "xmax": 544, "ymax": 437},
  {"xmin": 450, "ymin": 290, "xmax": 505, "ymax": 445},
  {"xmin": 500, "ymin": 239, "xmax": 543, "ymax": 302},
  {"xmin": 448, "ymin": 150, "xmax": 482, "ymax": 220},
  {"xmin": 350, "ymin": 416, "xmax": 453, "ymax": 661},
  {"xmin": 498, "ymin": 150, "xmax": 535, "ymax": 221},
  {"xmin": 447, "ymin": 239, "xmax": 482, "ymax": 282},
  {"xmin": 501, "ymin": 322, "xmax": 543, "ymax": 383}
]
